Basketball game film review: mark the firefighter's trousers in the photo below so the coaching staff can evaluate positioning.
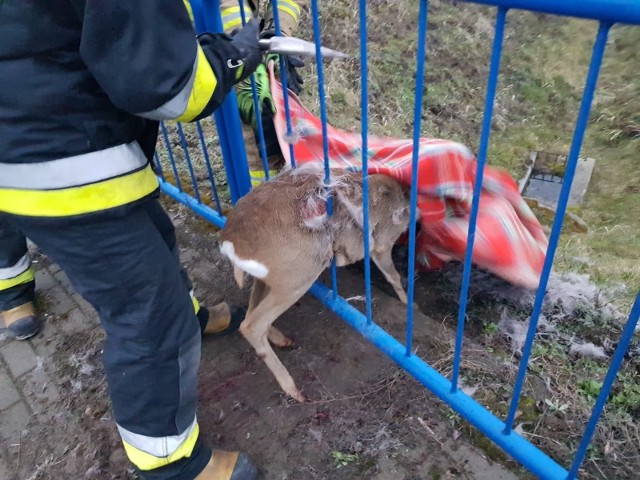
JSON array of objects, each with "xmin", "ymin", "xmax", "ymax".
[
  {"xmin": 0, "ymin": 198, "xmax": 211, "ymax": 479},
  {"xmin": 0, "ymin": 219, "xmax": 35, "ymax": 311}
]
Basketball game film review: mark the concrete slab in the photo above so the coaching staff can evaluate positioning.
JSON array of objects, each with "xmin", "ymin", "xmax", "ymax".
[
  {"xmin": 0, "ymin": 341, "xmax": 38, "ymax": 379},
  {"xmin": 0, "ymin": 401, "xmax": 31, "ymax": 445},
  {"xmin": 569, "ymin": 156, "xmax": 596, "ymax": 206},
  {"xmin": 521, "ymin": 152, "xmax": 595, "ymax": 208},
  {"xmin": 0, "ymin": 367, "xmax": 20, "ymax": 411}
]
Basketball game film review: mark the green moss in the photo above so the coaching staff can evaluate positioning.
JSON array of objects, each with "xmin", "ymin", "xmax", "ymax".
[{"xmin": 430, "ymin": 465, "xmax": 443, "ymax": 480}]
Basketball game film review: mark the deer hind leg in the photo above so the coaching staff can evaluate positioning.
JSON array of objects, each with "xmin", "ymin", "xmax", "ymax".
[
  {"xmin": 267, "ymin": 326, "xmax": 295, "ymax": 348},
  {"xmin": 240, "ymin": 279, "xmax": 316, "ymax": 402},
  {"xmin": 371, "ymin": 248, "xmax": 408, "ymax": 304},
  {"xmin": 249, "ymin": 279, "xmax": 295, "ymax": 348},
  {"xmin": 248, "ymin": 278, "xmax": 268, "ymax": 311}
]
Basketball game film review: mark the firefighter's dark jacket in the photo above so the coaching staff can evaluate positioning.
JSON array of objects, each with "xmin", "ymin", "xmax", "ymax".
[{"xmin": 0, "ymin": 0, "xmax": 239, "ymax": 218}]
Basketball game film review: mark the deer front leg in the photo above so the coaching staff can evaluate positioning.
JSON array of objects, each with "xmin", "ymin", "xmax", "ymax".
[{"xmin": 371, "ymin": 248, "xmax": 408, "ymax": 304}]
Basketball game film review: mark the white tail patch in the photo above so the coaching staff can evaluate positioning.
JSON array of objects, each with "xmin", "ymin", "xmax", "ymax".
[{"xmin": 220, "ymin": 241, "xmax": 269, "ymax": 280}]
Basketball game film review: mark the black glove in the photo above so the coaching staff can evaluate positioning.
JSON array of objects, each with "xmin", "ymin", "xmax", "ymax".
[
  {"xmin": 228, "ymin": 18, "xmax": 263, "ymax": 83},
  {"xmin": 197, "ymin": 18, "xmax": 262, "ymax": 91},
  {"xmin": 259, "ymin": 29, "xmax": 305, "ymax": 95}
]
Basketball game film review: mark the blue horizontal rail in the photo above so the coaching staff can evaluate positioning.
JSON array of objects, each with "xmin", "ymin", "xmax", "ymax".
[
  {"xmin": 309, "ymin": 282, "xmax": 569, "ymax": 480},
  {"xmin": 159, "ymin": 181, "xmax": 226, "ymax": 229},
  {"xmin": 462, "ymin": 0, "xmax": 640, "ymax": 25}
]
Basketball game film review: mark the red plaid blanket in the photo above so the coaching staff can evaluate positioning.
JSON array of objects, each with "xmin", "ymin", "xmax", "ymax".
[{"xmin": 268, "ymin": 64, "xmax": 548, "ymax": 289}]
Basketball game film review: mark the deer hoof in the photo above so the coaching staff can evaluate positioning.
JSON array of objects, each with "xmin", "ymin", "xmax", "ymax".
[
  {"xmin": 289, "ymin": 389, "xmax": 306, "ymax": 403},
  {"xmin": 271, "ymin": 336, "xmax": 295, "ymax": 348},
  {"xmin": 268, "ymin": 333, "xmax": 296, "ymax": 348}
]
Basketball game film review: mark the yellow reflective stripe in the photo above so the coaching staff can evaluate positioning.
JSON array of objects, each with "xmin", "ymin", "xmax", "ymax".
[
  {"xmin": 0, "ymin": 165, "xmax": 159, "ymax": 217},
  {"xmin": 277, "ymin": 4, "xmax": 300, "ymax": 22},
  {"xmin": 192, "ymin": 295, "xmax": 201, "ymax": 314},
  {"xmin": 280, "ymin": 0, "xmax": 301, "ymax": 15},
  {"xmin": 0, "ymin": 268, "xmax": 34, "ymax": 291},
  {"xmin": 122, "ymin": 423, "xmax": 200, "ymax": 471},
  {"xmin": 221, "ymin": 6, "xmax": 243, "ymax": 33},
  {"xmin": 183, "ymin": 0, "xmax": 194, "ymax": 22},
  {"xmin": 249, "ymin": 169, "xmax": 279, "ymax": 186},
  {"xmin": 175, "ymin": 45, "xmax": 218, "ymax": 122},
  {"xmin": 223, "ymin": 17, "xmax": 243, "ymax": 32},
  {"xmin": 221, "ymin": 6, "xmax": 242, "ymax": 15}
]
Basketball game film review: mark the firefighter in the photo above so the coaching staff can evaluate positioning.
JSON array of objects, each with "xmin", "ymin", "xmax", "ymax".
[
  {"xmin": 1, "ymin": 2, "xmax": 262, "ymax": 479},
  {"xmin": 219, "ymin": 0, "xmax": 308, "ymax": 185}
]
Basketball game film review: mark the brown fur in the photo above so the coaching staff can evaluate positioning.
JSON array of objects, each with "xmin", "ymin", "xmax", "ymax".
[{"xmin": 220, "ymin": 168, "xmax": 410, "ymax": 402}]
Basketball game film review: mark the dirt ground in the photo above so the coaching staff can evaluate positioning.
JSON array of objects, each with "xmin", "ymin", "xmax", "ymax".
[{"xmin": 6, "ymin": 200, "xmax": 523, "ymax": 480}]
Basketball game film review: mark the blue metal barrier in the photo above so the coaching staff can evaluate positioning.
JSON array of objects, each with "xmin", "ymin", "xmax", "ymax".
[
  {"xmin": 358, "ymin": 0, "xmax": 373, "ymax": 322},
  {"xmin": 156, "ymin": 120, "xmax": 227, "ymax": 228},
  {"xmin": 154, "ymin": 1, "xmax": 640, "ymax": 478}
]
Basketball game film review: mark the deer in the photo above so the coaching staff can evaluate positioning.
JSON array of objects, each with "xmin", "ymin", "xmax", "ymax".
[{"xmin": 219, "ymin": 165, "xmax": 411, "ymax": 402}]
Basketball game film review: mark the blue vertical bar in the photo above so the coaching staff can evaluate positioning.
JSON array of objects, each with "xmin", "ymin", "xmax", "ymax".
[
  {"xmin": 196, "ymin": 121, "xmax": 224, "ymax": 214},
  {"xmin": 153, "ymin": 152, "xmax": 165, "ymax": 181},
  {"xmin": 568, "ymin": 291, "xmax": 640, "ymax": 479},
  {"xmin": 405, "ymin": 0, "xmax": 430, "ymax": 356},
  {"xmin": 270, "ymin": 0, "xmax": 297, "ymax": 168},
  {"xmin": 160, "ymin": 122, "xmax": 183, "ymax": 191},
  {"xmin": 450, "ymin": 7, "xmax": 507, "ymax": 389},
  {"xmin": 237, "ymin": 0, "xmax": 272, "ymax": 183},
  {"xmin": 177, "ymin": 123, "xmax": 202, "ymax": 203},
  {"xmin": 359, "ymin": 0, "xmax": 373, "ymax": 323},
  {"xmin": 193, "ymin": 0, "xmax": 252, "ymax": 201},
  {"xmin": 504, "ymin": 21, "xmax": 611, "ymax": 433},
  {"xmin": 309, "ymin": 0, "xmax": 338, "ymax": 298}
]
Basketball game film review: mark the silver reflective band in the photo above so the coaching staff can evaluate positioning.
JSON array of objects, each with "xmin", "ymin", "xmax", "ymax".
[
  {"xmin": 222, "ymin": 11, "xmax": 242, "ymax": 25},
  {"xmin": 0, "ymin": 254, "xmax": 31, "ymax": 280},
  {"xmin": 139, "ymin": 53, "xmax": 199, "ymax": 121},
  {"xmin": 0, "ymin": 142, "xmax": 147, "ymax": 190},
  {"xmin": 117, "ymin": 417, "xmax": 198, "ymax": 458}
]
